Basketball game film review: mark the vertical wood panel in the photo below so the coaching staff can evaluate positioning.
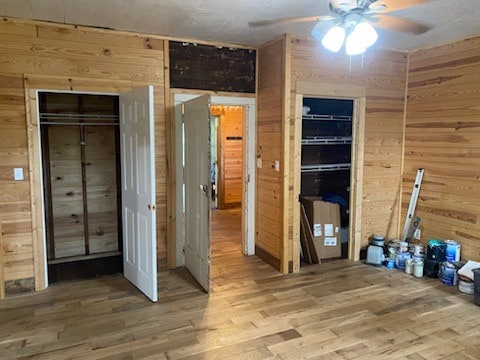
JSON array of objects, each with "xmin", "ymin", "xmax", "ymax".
[
  {"xmin": 282, "ymin": 35, "xmax": 292, "ymax": 274},
  {"xmin": 85, "ymin": 126, "xmax": 119, "ymax": 254},
  {"xmin": 0, "ymin": 221, "xmax": 4, "ymax": 299},
  {"xmin": 405, "ymin": 36, "xmax": 480, "ymax": 261},
  {"xmin": 48, "ymin": 126, "xmax": 85, "ymax": 258},
  {"xmin": 256, "ymin": 39, "xmax": 285, "ymax": 270}
]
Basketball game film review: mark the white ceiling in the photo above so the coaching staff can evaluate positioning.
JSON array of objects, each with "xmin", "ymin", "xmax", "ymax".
[{"xmin": 1, "ymin": 0, "xmax": 479, "ymax": 51}]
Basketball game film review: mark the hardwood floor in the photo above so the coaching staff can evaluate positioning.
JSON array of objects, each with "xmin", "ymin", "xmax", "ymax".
[{"xmin": 1, "ymin": 208, "xmax": 479, "ymax": 359}]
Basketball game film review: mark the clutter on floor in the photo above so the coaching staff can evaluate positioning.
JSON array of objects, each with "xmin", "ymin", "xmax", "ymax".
[{"xmin": 365, "ymin": 235, "xmax": 480, "ymax": 306}]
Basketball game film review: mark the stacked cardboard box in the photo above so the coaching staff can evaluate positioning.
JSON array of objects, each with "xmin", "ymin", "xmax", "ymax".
[{"xmin": 301, "ymin": 197, "xmax": 341, "ymax": 261}]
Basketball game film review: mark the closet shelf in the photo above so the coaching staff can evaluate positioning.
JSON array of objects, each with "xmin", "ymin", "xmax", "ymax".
[
  {"xmin": 302, "ymin": 136, "xmax": 352, "ymax": 145},
  {"xmin": 301, "ymin": 163, "xmax": 351, "ymax": 173},
  {"xmin": 302, "ymin": 114, "xmax": 352, "ymax": 122},
  {"xmin": 40, "ymin": 113, "xmax": 119, "ymax": 126}
]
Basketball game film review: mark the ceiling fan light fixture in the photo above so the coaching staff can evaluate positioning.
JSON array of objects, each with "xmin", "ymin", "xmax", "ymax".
[
  {"xmin": 352, "ymin": 21, "xmax": 378, "ymax": 48},
  {"xmin": 345, "ymin": 32, "xmax": 366, "ymax": 56},
  {"xmin": 320, "ymin": 25, "xmax": 345, "ymax": 53}
]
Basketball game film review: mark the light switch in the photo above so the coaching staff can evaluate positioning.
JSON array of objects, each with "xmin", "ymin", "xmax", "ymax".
[
  {"xmin": 274, "ymin": 160, "xmax": 280, "ymax": 171},
  {"xmin": 14, "ymin": 167, "xmax": 24, "ymax": 181},
  {"xmin": 257, "ymin": 157, "xmax": 262, "ymax": 168}
]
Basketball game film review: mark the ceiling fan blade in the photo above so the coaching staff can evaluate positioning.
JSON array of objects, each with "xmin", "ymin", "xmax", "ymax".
[
  {"xmin": 376, "ymin": 0, "xmax": 434, "ymax": 13},
  {"xmin": 374, "ymin": 14, "xmax": 430, "ymax": 34},
  {"xmin": 248, "ymin": 15, "xmax": 334, "ymax": 27}
]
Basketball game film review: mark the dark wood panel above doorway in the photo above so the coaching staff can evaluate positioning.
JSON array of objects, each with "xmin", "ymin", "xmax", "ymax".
[{"xmin": 169, "ymin": 41, "xmax": 256, "ymax": 93}]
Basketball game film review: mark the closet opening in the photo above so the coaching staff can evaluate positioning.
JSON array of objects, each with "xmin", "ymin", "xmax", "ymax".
[
  {"xmin": 300, "ymin": 97, "xmax": 353, "ymax": 265},
  {"xmin": 39, "ymin": 92, "xmax": 122, "ymax": 283}
]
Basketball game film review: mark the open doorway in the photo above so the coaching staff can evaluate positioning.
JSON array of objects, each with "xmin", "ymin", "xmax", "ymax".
[
  {"xmin": 173, "ymin": 94, "xmax": 255, "ymax": 290},
  {"xmin": 38, "ymin": 92, "xmax": 123, "ymax": 283},
  {"xmin": 299, "ymin": 97, "xmax": 353, "ymax": 265},
  {"xmin": 28, "ymin": 86, "xmax": 158, "ymax": 302},
  {"xmin": 210, "ymin": 106, "xmax": 245, "ymax": 210}
]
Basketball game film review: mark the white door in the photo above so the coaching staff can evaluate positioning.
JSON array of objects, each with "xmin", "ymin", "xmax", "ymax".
[
  {"xmin": 120, "ymin": 86, "xmax": 157, "ymax": 302},
  {"xmin": 183, "ymin": 95, "xmax": 211, "ymax": 292}
]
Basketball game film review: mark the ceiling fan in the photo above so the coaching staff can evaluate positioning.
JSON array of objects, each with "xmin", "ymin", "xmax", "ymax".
[{"xmin": 249, "ymin": 0, "xmax": 433, "ymax": 55}]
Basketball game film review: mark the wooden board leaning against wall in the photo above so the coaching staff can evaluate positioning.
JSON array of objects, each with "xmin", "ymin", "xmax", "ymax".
[
  {"xmin": 0, "ymin": 17, "xmax": 166, "ymax": 294},
  {"xmin": 404, "ymin": 36, "xmax": 480, "ymax": 261}
]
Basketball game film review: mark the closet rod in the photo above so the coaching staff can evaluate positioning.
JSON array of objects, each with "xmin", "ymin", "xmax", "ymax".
[
  {"xmin": 39, "ymin": 122, "xmax": 119, "ymax": 126},
  {"xmin": 39, "ymin": 113, "xmax": 119, "ymax": 124}
]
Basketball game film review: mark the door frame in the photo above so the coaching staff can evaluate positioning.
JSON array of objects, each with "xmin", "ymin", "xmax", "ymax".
[
  {"xmin": 26, "ymin": 84, "xmax": 156, "ymax": 292},
  {"xmin": 294, "ymin": 81, "xmax": 366, "ymax": 265},
  {"xmin": 27, "ymin": 88, "xmax": 122, "ymax": 290},
  {"xmin": 171, "ymin": 94, "xmax": 256, "ymax": 267}
]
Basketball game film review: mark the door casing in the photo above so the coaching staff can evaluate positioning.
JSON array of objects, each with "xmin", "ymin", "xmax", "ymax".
[
  {"xmin": 172, "ymin": 94, "xmax": 256, "ymax": 268},
  {"xmin": 26, "ymin": 86, "xmax": 157, "ymax": 297}
]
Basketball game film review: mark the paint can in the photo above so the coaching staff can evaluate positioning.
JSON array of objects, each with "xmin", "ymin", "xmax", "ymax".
[
  {"xmin": 385, "ymin": 258, "xmax": 395, "ymax": 269},
  {"xmin": 396, "ymin": 252, "xmax": 410, "ymax": 270},
  {"xmin": 440, "ymin": 261, "xmax": 458, "ymax": 286},
  {"xmin": 414, "ymin": 259, "xmax": 424, "ymax": 278},
  {"xmin": 445, "ymin": 240, "xmax": 461, "ymax": 262},
  {"xmin": 405, "ymin": 258, "xmax": 414, "ymax": 275},
  {"xmin": 458, "ymin": 280, "xmax": 474, "ymax": 294},
  {"xmin": 412, "ymin": 254, "xmax": 424, "ymax": 262},
  {"xmin": 399, "ymin": 241, "xmax": 408, "ymax": 253},
  {"xmin": 414, "ymin": 244, "xmax": 424, "ymax": 257},
  {"xmin": 387, "ymin": 241, "xmax": 399, "ymax": 259}
]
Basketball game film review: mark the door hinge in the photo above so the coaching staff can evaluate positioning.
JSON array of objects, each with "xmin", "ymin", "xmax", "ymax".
[{"xmin": 148, "ymin": 204, "xmax": 156, "ymax": 210}]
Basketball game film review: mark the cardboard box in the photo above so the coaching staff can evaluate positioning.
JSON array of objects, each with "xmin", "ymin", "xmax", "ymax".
[{"xmin": 301, "ymin": 196, "xmax": 341, "ymax": 259}]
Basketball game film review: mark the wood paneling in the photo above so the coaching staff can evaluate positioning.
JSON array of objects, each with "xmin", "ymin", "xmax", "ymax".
[
  {"xmin": 213, "ymin": 106, "xmax": 244, "ymax": 209},
  {"xmin": 257, "ymin": 36, "xmax": 408, "ymax": 272},
  {"xmin": 256, "ymin": 39, "xmax": 285, "ymax": 270},
  {"xmin": 0, "ymin": 17, "xmax": 166, "ymax": 293},
  {"xmin": 169, "ymin": 41, "xmax": 256, "ymax": 93},
  {"xmin": 47, "ymin": 126, "xmax": 85, "ymax": 258},
  {"xmin": 0, "ymin": 222, "xmax": 4, "ymax": 299},
  {"xmin": 405, "ymin": 36, "xmax": 480, "ymax": 261},
  {"xmin": 289, "ymin": 38, "xmax": 407, "ymax": 257}
]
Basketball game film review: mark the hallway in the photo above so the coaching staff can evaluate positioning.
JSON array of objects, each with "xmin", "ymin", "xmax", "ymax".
[{"xmin": 0, "ymin": 209, "xmax": 479, "ymax": 359}]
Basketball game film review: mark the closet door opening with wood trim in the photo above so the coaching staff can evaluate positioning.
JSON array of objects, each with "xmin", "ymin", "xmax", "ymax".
[
  {"xmin": 300, "ymin": 97, "xmax": 353, "ymax": 266},
  {"xmin": 39, "ymin": 92, "xmax": 122, "ymax": 283}
]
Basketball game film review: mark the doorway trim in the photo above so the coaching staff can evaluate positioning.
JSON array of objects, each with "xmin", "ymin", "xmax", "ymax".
[
  {"xmin": 294, "ymin": 81, "xmax": 366, "ymax": 265},
  {"xmin": 24, "ymin": 75, "xmax": 146, "ymax": 291},
  {"xmin": 170, "ymin": 93, "xmax": 256, "ymax": 267}
]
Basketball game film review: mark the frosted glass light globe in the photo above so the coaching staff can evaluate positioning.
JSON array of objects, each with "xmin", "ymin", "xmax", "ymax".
[{"xmin": 320, "ymin": 25, "xmax": 346, "ymax": 53}]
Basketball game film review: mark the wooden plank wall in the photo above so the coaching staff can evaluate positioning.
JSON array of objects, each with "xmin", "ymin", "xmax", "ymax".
[
  {"xmin": 255, "ymin": 39, "xmax": 285, "ymax": 271},
  {"xmin": 213, "ymin": 106, "xmax": 244, "ymax": 209},
  {"xmin": 47, "ymin": 126, "xmax": 85, "ymax": 258},
  {"xmin": 0, "ymin": 18, "xmax": 166, "ymax": 294},
  {"xmin": 85, "ymin": 126, "xmax": 119, "ymax": 255},
  {"xmin": 288, "ymin": 37, "xmax": 408, "ymax": 255},
  {"xmin": 404, "ymin": 36, "xmax": 480, "ymax": 261}
]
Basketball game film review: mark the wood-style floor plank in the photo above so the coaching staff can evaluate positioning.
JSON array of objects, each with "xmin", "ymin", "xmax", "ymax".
[{"xmin": 1, "ymin": 208, "xmax": 479, "ymax": 359}]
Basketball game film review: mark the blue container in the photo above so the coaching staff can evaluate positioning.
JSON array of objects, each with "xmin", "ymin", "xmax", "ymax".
[
  {"xmin": 440, "ymin": 262, "xmax": 458, "ymax": 286},
  {"xmin": 445, "ymin": 240, "xmax": 461, "ymax": 262},
  {"xmin": 385, "ymin": 258, "xmax": 395, "ymax": 269},
  {"xmin": 395, "ymin": 253, "xmax": 410, "ymax": 270}
]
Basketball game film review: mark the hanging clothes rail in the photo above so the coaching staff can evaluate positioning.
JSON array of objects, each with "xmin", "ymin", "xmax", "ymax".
[{"xmin": 39, "ymin": 113, "xmax": 119, "ymax": 126}]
